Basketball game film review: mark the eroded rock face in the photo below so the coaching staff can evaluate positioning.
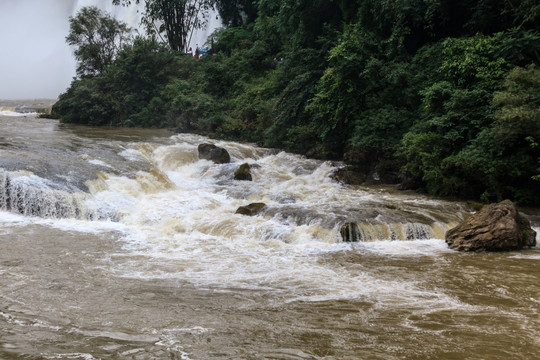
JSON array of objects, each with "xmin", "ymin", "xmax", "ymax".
[
  {"xmin": 197, "ymin": 143, "xmax": 230, "ymax": 164},
  {"xmin": 331, "ymin": 166, "xmax": 366, "ymax": 186},
  {"xmin": 234, "ymin": 163, "xmax": 252, "ymax": 181},
  {"xmin": 445, "ymin": 200, "xmax": 537, "ymax": 252},
  {"xmin": 235, "ymin": 203, "xmax": 266, "ymax": 216}
]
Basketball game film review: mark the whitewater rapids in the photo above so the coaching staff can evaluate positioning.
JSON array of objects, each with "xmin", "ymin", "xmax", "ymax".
[{"xmin": 1, "ymin": 113, "xmax": 539, "ymax": 359}]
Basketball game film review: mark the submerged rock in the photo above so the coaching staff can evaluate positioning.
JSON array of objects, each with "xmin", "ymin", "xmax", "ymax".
[
  {"xmin": 234, "ymin": 163, "xmax": 252, "ymax": 181},
  {"xmin": 445, "ymin": 200, "xmax": 537, "ymax": 252},
  {"xmin": 236, "ymin": 203, "xmax": 266, "ymax": 216},
  {"xmin": 197, "ymin": 143, "xmax": 230, "ymax": 164}
]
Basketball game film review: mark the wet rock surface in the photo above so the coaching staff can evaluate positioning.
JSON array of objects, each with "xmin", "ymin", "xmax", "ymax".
[
  {"xmin": 234, "ymin": 163, "xmax": 252, "ymax": 181},
  {"xmin": 236, "ymin": 203, "xmax": 266, "ymax": 216},
  {"xmin": 445, "ymin": 200, "xmax": 537, "ymax": 251},
  {"xmin": 198, "ymin": 143, "xmax": 230, "ymax": 164},
  {"xmin": 331, "ymin": 166, "xmax": 366, "ymax": 186}
]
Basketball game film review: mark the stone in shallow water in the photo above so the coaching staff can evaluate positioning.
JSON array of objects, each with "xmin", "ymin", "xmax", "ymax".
[
  {"xmin": 331, "ymin": 166, "xmax": 366, "ymax": 186},
  {"xmin": 445, "ymin": 200, "xmax": 537, "ymax": 252},
  {"xmin": 197, "ymin": 143, "xmax": 230, "ymax": 164},
  {"xmin": 236, "ymin": 203, "xmax": 266, "ymax": 216},
  {"xmin": 234, "ymin": 163, "xmax": 252, "ymax": 181}
]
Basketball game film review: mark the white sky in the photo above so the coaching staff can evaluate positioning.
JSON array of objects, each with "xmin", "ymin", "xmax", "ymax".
[
  {"xmin": 0, "ymin": 0, "xmax": 219, "ymax": 100},
  {"xmin": 0, "ymin": 0, "xmax": 76, "ymax": 99}
]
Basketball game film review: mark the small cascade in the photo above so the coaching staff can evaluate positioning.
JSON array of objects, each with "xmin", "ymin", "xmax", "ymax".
[
  {"xmin": 0, "ymin": 169, "xmax": 114, "ymax": 221},
  {"xmin": 340, "ymin": 222, "xmax": 363, "ymax": 242},
  {"xmin": 339, "ymin": 221, "xmax": 444, "ymax": 242}
]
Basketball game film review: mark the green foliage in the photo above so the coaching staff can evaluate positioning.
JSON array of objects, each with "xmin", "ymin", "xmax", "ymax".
[
  {"xmin": 67, "ymin": 6, "xmax": 132, "ymax": 77},
  {"xmin": 264, "ymin": 48, "xmax": 327, "ymax": 155},
  {"xmin": 53, "ymin": 37, "xmax": 182, "ymax": 127},
  {"xmin": 53, "ymin": 77, "xmax": 117, "ymax": 126},
  {"xmin": 113, "ymin": 0, "xmax": 215, "ymax": 51},
  {"xmin": 214, "ymin": 0, "xmax": 257, "ymax": 27},
  {"xmin": 493, "ymin": 64, "xmax": 540, "ymax": 139},
  {"xmin": 56, "ymin": 1, "xmax": 540, "ymax": 205},
  {"xmin": 403, "ymin": 35, "xmax": 540, "ymax": 204}
]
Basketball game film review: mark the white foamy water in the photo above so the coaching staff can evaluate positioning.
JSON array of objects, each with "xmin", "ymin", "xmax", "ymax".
[
  {"xmin": 0, "ymin": 108, "xmax": 38, "ymax": 117},
  {"xmin": 34, "ymin": 133, "xmax": 464, "ymax": 308},
  {"xmin": 2, "ymin": 118, "xmax": 539, "ymax": 359},
  {"xmin": 0, "ymin": 131, "xmax": 471, "ymax": 306}
]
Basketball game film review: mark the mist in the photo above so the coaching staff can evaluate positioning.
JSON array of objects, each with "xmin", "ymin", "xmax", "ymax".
[
  {"xmin": 0, "ymin": 0, "xmax": 141, "ymax": 100},
  {"xmin": 0, "ymin": 0, "xmax": 76, "ymax": 100},
  {"xmin": 0, "ymin": 0, "xmax": 218, "ymax": 100}
]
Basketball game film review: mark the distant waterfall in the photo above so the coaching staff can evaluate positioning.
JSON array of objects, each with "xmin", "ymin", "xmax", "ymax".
[
  {"xmin": 71, "ymin": 0, "xmax": 143, "ymax": 30},
  {"xmin": 71, "ymin": 0, "xmax": 222, "ymax": 50},
  {"xmin": 0, "ymin": 0, "xmax": 221, "ymax": 99}
]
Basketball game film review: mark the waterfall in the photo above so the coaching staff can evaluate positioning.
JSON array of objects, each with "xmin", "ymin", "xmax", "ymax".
[
  {"xmin": 71, "ymin": 0, "xmax": 143, "ymax": 30},
  {"xmin": 0, "ymin": 169, "xmax": 115, "ymax": 221},
  {"xmin": 0, "ymin": 126, "xmax": 468, "ymax": 242},
  {"xmin": 340, "ymin": 221, "xmax": 441, "ymax": 242}
]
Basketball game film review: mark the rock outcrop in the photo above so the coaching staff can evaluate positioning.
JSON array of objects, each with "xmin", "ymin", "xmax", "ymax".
[
  {"xmin": 197, "ymin": 143, "xmax": 230, "ymax": 164},
  {"xmin": 331, "ymin": 166, "xmax": 366, "ymax": 186},
  {"xmin": 236, "ymin": 203, "xmax": 266, "ymax": 216},
  {"xmin": 445, "ymin": 200, "xmax": 537, "ymax": 251},
  {"xmin": 234, "ymin": 163, "xmax": 252, "ymax": 181}
]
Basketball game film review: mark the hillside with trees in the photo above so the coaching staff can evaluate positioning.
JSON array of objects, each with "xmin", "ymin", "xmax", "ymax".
[{"xmin": 52, "ymin": 0, "xmax": 540, "ymax": 205}]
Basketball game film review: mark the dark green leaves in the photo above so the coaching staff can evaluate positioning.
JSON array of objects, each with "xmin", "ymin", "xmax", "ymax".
[{"xmin": 67, "ymin": 6, "xmax": 132, "ymax": 77}]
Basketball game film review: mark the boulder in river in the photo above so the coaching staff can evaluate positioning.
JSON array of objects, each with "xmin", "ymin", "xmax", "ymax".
[
  {"xmin": 331, "ymin": 166, "xmax": 366, "ymax": 186},
  {"xmin": 234, "ymin": 163, "xmax": 252, "ymax": 181},
  {"xmin": 197, "ymin": 143, "xmax": 230, "ymax": 164},
  {"xmin": 236, "ymin": 203, "xmax": 266, "ymax": 216},
  {"xmin": 445, "ymin": 200, "xmax": 537, "ymax": 252}
]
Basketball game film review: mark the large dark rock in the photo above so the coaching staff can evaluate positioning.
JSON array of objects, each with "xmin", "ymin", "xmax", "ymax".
[
  {"xmin": 445, "ymin": 200, "xmax": 537, "ymax": 252},
  {"xmin": 331, "ymin": 166, "xmax": 366, "ymax": 186},
  {"xmin": 198, "ymin": 143, "xmax": 230, "ymax": 164},
  {"xmin": 234, "ymin": 163, "xmax": 252, "ymax": 181},
  {"xmin": 236, "ymin": 203, "xmax": 266, "ymax": 216}
]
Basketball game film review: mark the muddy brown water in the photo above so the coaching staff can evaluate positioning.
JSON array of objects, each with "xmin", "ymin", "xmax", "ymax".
[{"xmin": 1, "ymin": 110, "xmax": 539, "ymax": 359}]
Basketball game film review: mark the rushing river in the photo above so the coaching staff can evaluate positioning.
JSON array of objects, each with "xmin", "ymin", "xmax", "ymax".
[{"xmin": 0, "ymin": 105, "xmax": 539, "ymax": 359}]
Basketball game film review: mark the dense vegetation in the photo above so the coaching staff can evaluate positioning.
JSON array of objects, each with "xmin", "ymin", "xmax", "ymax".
[{"xmin": 53, "ymin": 0, "xmax": 540, "ymax": 205}]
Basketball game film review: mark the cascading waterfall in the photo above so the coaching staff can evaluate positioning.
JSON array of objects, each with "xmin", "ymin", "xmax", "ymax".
[
  {"xmin": 71, "ymin": 0, "xmax": 143, "ymax": 30},
  {"xmin": 1, "ymin": 116, "xmax": 539, "ymax": 360},
  {"xmin": 0, "ymin": 128, "xmax": 467, "ymax": 243},
  {"xmin": 340, "ymin": 221, "xmax": 441, "ymax": 242},
  {"xmin": 0, "ymin": 169, "xmax": 114, "ymax": 221},
  {"xmin": 0, "ymin": 0, "xmax": 220, "ymax": 99}
]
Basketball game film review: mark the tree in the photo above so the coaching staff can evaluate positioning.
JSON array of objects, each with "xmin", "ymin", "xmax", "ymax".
[
  {"xmin": 53, "ymin": 36, "xmax": 183, "ymax": 127},
  {"xmin": 214, "ymin": 0, "xmax": 257, "ymax": 27},
  {"xmin": 113, "ymin": 0, "xmax": 215, "ymax": 52},
  {"xmin": 67, "ymin": 6, "xmax": 132, "ymax": 77}
]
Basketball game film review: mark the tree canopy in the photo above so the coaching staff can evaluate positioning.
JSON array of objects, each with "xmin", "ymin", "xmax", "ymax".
[
  {"xmin": 66, "ymin": 6, "xmax": 132, "ymax": 77},
  {"xmin": 54, "ymin": 0, "xmax": 540, "ymax": 205},
  {"xmin": 112, "ymin": 0, "xmax": 215, "ymax": 51}
]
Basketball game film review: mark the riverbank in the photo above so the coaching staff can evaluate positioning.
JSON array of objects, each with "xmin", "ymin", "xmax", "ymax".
[{"xmin": 7, "ymin": 98, "xmax": 540, "ymax": 213}]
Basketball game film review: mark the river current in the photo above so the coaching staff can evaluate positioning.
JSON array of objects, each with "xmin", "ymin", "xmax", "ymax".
[{"xmin": 0, "ymin": 106, "xmax": 539, "ymax": 359}]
